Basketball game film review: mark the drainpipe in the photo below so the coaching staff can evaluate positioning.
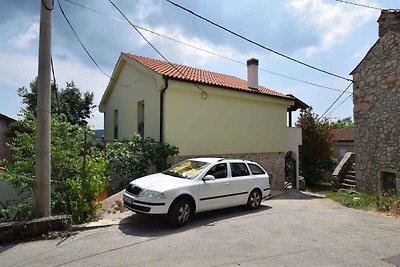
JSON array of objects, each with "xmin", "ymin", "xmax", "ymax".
[{"xmin": 159, "ymin": 78, "xmax": 168, "ymax": 143}]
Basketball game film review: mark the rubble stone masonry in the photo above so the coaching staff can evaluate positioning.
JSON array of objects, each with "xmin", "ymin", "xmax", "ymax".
[
  {"xmin": 352, "ymin": 10, "xmax": 400, "ymax": 192},
  {"xmin": 169, "ymin": 152, "xmax": 285, "ymax": 190}
]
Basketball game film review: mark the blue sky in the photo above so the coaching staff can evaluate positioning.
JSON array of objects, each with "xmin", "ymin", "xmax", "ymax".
[{"xmin": 1, "ymin": 0, "xmax": 399, "ymax": 129}]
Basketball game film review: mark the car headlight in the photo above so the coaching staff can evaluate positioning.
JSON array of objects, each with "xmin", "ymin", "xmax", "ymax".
[{"xmin": 140, "ymin": 190, "xmax": 165, "ymax": 199}]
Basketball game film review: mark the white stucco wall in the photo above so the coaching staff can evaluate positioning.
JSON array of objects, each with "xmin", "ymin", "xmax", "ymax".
[
  {"xmin": 288, "ymin": 127, "xmax": 302, "ymax": 189},
  {"xmin": 164, "ymin": 80, "xmax": 293, "ymax": 155},
  {"xmin": 100, "ymin": 60, "xmax": 164, "ymax": 141}
]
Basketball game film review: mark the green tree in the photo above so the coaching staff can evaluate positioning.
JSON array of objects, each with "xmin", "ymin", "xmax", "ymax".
[
  {"xmin": 17, "ymin": 77, "xmax": 95, "ymax": 126},
  {"xmin": 0, "ymin": 112, "xmax": 108, "ymax": 223},
  {"xmin": 331, "ymin": 116, "xmax": 355, "ymax": 129},
  {"xmin": 107, "ymin": 134, "xmax": 179, "ymax": 193},
  {"xmin": 296, "ymin": 107, "xmax": 336, "ymax": 186}
]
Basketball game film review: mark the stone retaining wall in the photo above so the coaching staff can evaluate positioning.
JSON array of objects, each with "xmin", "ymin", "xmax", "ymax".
[{"xmin": 169, "ymin": 152, "xmax": 285, "ymax": 190}]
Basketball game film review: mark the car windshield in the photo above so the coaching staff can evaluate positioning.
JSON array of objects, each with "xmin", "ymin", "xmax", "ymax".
[{"xmin": 163, "ymin": 160, "xmax": 210, "ymax": 179}]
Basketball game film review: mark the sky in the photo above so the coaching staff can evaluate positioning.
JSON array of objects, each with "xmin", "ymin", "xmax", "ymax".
[{"xmin": 1, "ymin": 0, "xmax": 399, "ymax": 129}]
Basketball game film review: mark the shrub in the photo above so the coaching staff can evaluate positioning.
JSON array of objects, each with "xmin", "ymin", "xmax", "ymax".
[
  {"xmin": 107, "ymin": 134, "xmax": 179, "ymax": 193},
  {"xmin": 296, "ymin": 107, "xmax": 336, "ymax": 186},
  {"xmin": 0, "ymin": 112, "xmax": 108, "ymax": 223}
]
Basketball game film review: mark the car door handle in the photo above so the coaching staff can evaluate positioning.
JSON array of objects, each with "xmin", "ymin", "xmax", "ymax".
[
  {"xmin": 249, "ymin": 180, "xmax": 254, "ymax": 182},
  {"xmin": 225, "ymin": 182, "xmax": 230, "ymax": 185}
]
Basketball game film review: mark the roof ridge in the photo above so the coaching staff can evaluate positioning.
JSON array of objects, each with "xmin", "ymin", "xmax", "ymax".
[
  {"xmin": 124, "ymin": 52, "xmax": 245, "ymax": 80},
  {"xmin": 123, "ymin": 52, "xmax": 291, "ymax": 99}
]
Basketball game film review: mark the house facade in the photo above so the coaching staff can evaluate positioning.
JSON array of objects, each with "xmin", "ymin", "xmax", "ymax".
[
  {"xmin": 351, "ymin": 10, "xmax": 400, "ymax": 193},
  {"xmin": 332, "ymin": 129, "xmax": 355, "ymax": 160},
  {"xmin": 0, "ymin": 113, "xmax": 19, "ymax": 203},
  {"xmin": 100, "ymin": 53, "xmax": 301, "ymax": 190},
  {"xmin": 0, "ymin": 113, "xmax": 15, "ymax": 163}
]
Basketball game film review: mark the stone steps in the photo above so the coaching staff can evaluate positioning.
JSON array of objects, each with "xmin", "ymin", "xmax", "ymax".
[
  {"xmin": 341, "ymin": 182, "xmax": 356, "ymax": 189},
  {"xmin": 342, "ymin": 178, "xmax": 356, "ymax": 185},
  {"xmin": 340, "ymin": 168, "xmax": 356, "ymax": 189}
]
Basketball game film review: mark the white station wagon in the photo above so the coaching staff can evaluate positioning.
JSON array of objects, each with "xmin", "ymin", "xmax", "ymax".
[{"xmin": 123, "ymin": 158, "xmax": 270, "ymax": 226}]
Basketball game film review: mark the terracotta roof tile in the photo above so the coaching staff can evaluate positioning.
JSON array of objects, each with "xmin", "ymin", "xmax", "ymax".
[
  {"xmin": 124, "ymin": 53, "xmax": 292, "ymax": 100},
  {"xmin": 333, "ymin": 129, "xmax": 355, "ymax": 142}
]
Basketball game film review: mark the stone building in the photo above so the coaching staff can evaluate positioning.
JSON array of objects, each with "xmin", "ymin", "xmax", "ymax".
[{"xmin": 351, "ymin": 10, "xmax": 400, "ymax": 193}]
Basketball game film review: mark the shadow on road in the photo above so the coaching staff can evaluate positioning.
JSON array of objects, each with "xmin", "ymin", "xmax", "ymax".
[
  {"xmin": 270, "ymin": 190, "xmax": 326, "ymax": 200},
  {"xmin": 0, "ymin": 242, "xmax": 19, "ymax": 254},
  {"xmin": 118, "ymin": 205, "xmax": 271, "ymax": 238}
]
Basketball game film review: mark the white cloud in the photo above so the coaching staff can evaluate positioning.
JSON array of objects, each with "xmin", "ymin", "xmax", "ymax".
[
  {"xmin": 288, "ymin": 0, "xmax": 379, "ymax": 56},
  {"xmin": 355, "ymin": 44, "xmax": 372, "ymax": 58},
  {"xmin": 9, "ymin": 22, "xmax": 39, "ymax": 48},
  {"xmin": 0, "ymin": 52, "xmax": 108, "ymax": 129},
  {"xmin": 137, "ymin": 24, "xmax": 255, "ymax": 67},
  {"xmin": 133, "ymin": 0, "xmax": 162, "ymax": 22}
]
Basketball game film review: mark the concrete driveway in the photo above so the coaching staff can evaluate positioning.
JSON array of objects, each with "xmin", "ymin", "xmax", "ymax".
[{"xmin": 1, "ymin": 190, "xmax": 400, "ymax": 267}]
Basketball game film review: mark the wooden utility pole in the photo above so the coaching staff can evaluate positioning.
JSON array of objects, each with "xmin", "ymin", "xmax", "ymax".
[{"xmin": 35, "ymin": 0, "xmax": 52, "ymax": 217}]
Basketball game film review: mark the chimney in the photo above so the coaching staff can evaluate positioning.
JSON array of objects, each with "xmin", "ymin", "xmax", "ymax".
[
  {"xmin": 378, "ymin": 9, "xmax": 400, "ymax": 38},
  {"xmin": 247, "ymin": 58, "xmax": 259, "ymax": 89}
]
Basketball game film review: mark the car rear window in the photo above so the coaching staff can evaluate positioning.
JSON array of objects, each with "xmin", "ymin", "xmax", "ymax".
[
  {"xmin": 230, "ymin": 163, "xmax": 250, "ymax": 177},
  {"xmin": 248, "ymin": 163, "xmax": 266, "ymax": 175}
]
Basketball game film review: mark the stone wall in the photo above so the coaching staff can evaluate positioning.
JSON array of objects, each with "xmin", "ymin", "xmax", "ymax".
[
  {"xmin": 168, "ymin": 152, "xmax": 286, "ymax": 190},
  {"xmin": 352, "ymin": 12, "xmax": 400, "ymax": 193}
]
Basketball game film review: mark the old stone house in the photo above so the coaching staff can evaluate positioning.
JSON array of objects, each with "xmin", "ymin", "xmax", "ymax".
[{"xmin": 351, "ymin": 10, "xmax": 400, "ymax": 193}]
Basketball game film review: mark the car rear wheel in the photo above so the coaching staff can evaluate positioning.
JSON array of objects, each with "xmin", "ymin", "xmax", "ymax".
[
  {"xmin": 246, "ymin": 189, "xmax": 261, "ymax": 210},
  {"xmin": 168, "ymin": 198, "xmax": 192, "ymax": 227}
]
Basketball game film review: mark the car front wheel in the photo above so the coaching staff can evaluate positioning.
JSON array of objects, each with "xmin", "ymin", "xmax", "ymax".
[
  {"xmin": 246, "ymin": 189, "xmax": 261, "ymax": 210},
  {"xmin": 168, "ymin": 198, "xmax": 192, "ymax": 227}
]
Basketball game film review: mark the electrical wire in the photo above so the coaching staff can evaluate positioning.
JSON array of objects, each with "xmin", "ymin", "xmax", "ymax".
[
  {"xmin": 325, "ymin": 93, "xmax": 353, "ymax": 118},
  {"xmin": 165, "ymin": 0, "xmax": 353, "ymax": 82},
  {"xmin": 50, "ymin": 56, "xmax": 61, "ymax": 114},
  {"xmin": 320, "ymin": 82, "xmax": 353, "ymax": 118},
  {"xmin": 108, "ymin": 0, "xmax": 208, "ymax": 99},
  {"xmin": 335, "ymin": 0, "xmax": 383, "ymax": 11},
  {"xmin": 62, "ymin": 0, "xmax": 351, "ymax": 95},
  {"xmin": 56, "ymin": 0, "xmax": 130, "ymax": 87}
]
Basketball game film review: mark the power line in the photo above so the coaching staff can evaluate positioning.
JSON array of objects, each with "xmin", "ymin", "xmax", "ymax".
[
  {"xmin": 50, "ymin": 56, "xmax": 61, "ymax": 114},
  {"xmin": 63, "ymin": 0, "xmax": 352, "ymax": 95},
  {"xmin": 56, "ymin": 0, "xmax": 129, "ymax": 87},
  {"xmin": 335, "ymin": 0, "xmax": 383, "ymax": 11},
  {"xmin": 165, "ymin": 0, "xmax": 353, "ymax": 82},
  {"xmin": 325, "ymin": 93, "xmax": 353, "ymax": 118},
  {"xmin": 321, "ymin": 82, "xmax": 353, "ymax": 118},
  {"xmin": 107, "ymin": 0, "xmax": 208, "ymax": 99}
]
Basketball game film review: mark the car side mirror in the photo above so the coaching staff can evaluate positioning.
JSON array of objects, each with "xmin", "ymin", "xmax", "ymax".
[{"xmin": 203, "ymin": 175, "xmax": 215, "ymax": 181}]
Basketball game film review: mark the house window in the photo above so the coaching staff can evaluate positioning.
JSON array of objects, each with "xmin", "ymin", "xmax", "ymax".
[
  {"xmin": 379, "ymin": 171, "xmax": 397, "ymax": 193},
  {"xmin": 339, "ymin": 148, "xmax": 347, "ymax": 157},
  {"xmin": 114, "ymin": 109, "xmax": 118, "ymax": 140},
  {"xmin": 137, "ymin": 101, "xmax": 144, "ymax": 138}
]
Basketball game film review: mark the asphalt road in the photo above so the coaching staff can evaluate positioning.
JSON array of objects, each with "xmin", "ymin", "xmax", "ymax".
[{"xmin": 1, "ymin": 191, "xmax": 400, "ymax": 267}]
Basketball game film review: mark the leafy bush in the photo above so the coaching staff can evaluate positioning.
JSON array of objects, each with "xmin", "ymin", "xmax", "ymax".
[
  {"xmin": 0, "ymin": 112, "xmax": 108, "ymax": 223},
  {"xmin": 296, "ymin": 107, "xmax": 336, "ymax": 186},
  {"xmin": 107, "ymin": 134, "xmax": 179, "ymax": 193}
]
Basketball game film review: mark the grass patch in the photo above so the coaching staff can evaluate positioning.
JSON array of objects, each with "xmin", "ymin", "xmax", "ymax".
[
  {"xmin": 325, "ymin": 191, "xmax": 400, "ymax": 218},
  {"xmin": 306, "ymin": 182, "xmax": 332, "ymax": 194}
]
